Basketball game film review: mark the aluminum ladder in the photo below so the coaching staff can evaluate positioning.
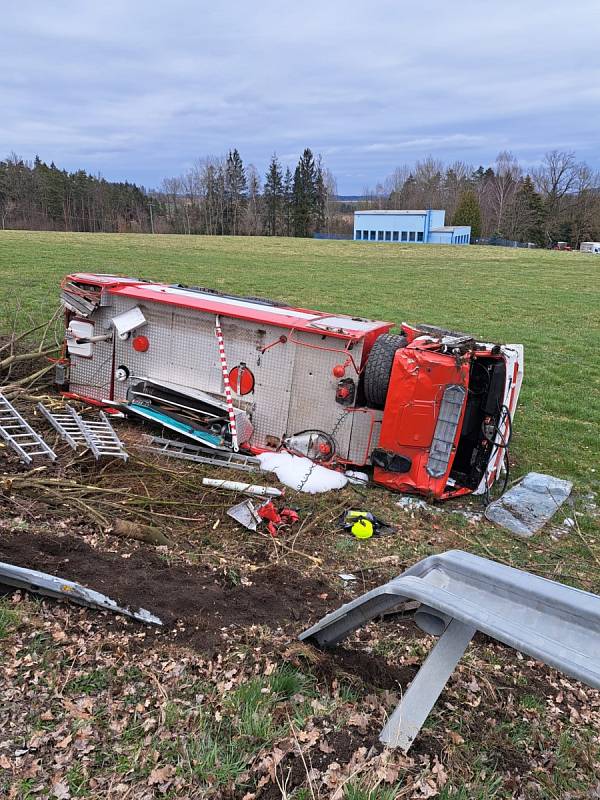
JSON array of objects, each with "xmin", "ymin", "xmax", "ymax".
[
  {"xmin": 68, "ymin": 407, "xmax": 128, "ymax": 461},
  {"xmin": 0, "ymin": 393, "xmax": 56, "ymax": 464},
  {"xmin": 37, "ymin": 403, "xmax": 87, "ymax": 450},
  {"xmin": 145, "ymin": 435, "xmax": 261, "ymax": 472}
]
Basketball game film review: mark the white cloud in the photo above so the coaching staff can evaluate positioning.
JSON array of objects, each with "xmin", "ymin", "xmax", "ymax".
[{"xmin": 1, "ymin": 0, "xmax": 599, "ymax": 191}]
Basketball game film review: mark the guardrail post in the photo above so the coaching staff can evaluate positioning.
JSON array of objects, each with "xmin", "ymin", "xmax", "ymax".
[{"xmin": 380, "ymin": 618, "xmax": 476, "ymax": 751}]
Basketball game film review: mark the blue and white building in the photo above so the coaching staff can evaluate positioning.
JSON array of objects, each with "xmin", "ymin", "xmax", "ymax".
[{"xmin": 353, "ymin": 210, "xmax": 470, "ymax": 245}]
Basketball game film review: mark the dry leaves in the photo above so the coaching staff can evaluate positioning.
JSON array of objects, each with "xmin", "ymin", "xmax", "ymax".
[{"xmin": 148, "ymin": 763, "xmax": 176, "ymax": 786}]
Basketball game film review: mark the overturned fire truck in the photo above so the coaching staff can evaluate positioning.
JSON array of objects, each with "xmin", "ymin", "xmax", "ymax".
[{"xmin": 59, "ymin": 273, "xmax": 523, "ymax": 500}]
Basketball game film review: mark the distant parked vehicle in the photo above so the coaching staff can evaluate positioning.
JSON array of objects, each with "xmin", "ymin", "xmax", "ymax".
[
  {"xmin": 580, "ymin": 241, "xmax": 600, "ymax": 254},
  {"xmin": 552, "ymin": 241, "xmax": 572, "ymax": 251}
]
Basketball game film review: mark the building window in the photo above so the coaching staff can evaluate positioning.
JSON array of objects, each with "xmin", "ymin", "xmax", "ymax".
[
  {"xmin": 385, "ymin": 231, "xmax": 391, "ymax": 241},
  {"xmin": 392, "ymin": 231, "xmax": 399, "ymax": 241},
  {"xmin": 417, "ymin": 231, "xmax": 424, "ymax": 242},
  {"xmin": 370, "ymin": 230, "xmax": 376, "ymax": 240},
  {"xmin": 355, "ymin": 231, "xmax": 361, "ymax": 240},
  {"xmin": 401, "ymin": 231, "xmax": 407, "ymax": 241},
  {"xmin": 409, "ymin": 231, "xmax": 416, "ymax": 242},
  {"xmin": 363, "ymin": 230, "xmax": 369, "ymax": 240},
  {"xmin": 378, "ymin": 231, "xmax": 384, "ymax": 241}
]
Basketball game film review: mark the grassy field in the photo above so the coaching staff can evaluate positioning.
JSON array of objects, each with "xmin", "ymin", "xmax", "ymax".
[
  {"xmin": 1, "ymin": 230, "xmax": 600, "ymax": 798},
  {"xmin": 1, "ymin": 229, "xmax": 598, "ymax": 487}
]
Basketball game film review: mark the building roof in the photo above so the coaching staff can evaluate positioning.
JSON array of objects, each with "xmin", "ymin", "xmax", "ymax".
[{"xmin": 354, "ymin": 209, "xmax": 429, "ymax": 215}]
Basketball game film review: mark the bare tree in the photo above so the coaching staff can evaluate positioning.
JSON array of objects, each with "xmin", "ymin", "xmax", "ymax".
[
  {"xmin": 323, "ymin": 168, "xmax": 339, "ymax": 232},
  {"xmin": 244, "ymin": 164, "xmax": 262, "ymax": 235},
  {"xmin": 533, "ymin": 150, "xmax": 578, "ymax": 200},
  {"xmin": 485, "ymin": 151, "xmax": 521, "ymax": 233},
  {"xmin": 383, "ymin": 165, "xmax": 411, "ymax": 203}
]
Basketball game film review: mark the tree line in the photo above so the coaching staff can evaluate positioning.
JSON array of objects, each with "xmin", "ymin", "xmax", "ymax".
[
  {"xmin": 160, "ymin": 148, "xmax": 330, "ymax": 237},
  {"xmin": 361, "ymin": 151, "xmax": 600, "ymax": 246},
  {"xmin": 2, "ymin": 147, "xmax": 599, "ymax": 246},
  {"xmin": 0, "ymin": 148, "xmax": 333, "ymax": 238},
  {"xmin": 0, "ymin": 155, "xmax": 149, "ymax": 233}
]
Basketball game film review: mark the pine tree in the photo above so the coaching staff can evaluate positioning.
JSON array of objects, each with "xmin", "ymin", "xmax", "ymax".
[
  {"xmin": 263, "ymin": 154, "xmax": 284, "ymax": 236},
  {"xmin": 396, "ymin": 173, "xmax": 417, "ymax": 208},
  {"xmin": 517, "ymin": 175, "xmax": 546, "ymax": 247},
  {"xmin": 453, "ymin": 190, "xmax": 482, "ymax": 239},
  {"xmin": 470, "ymin": 166, "xmax": 486, "ymax": 187},
  {"xmin": 282, "ymin": 167, "xmax": 293, "ymax": 236},
  {"xmin": 224, "ymin": 149, "xmax": 247, "ymax": 235},
  {"xmin": 292, "ymin": 148, "xmax": 317, "ymax": 237}
]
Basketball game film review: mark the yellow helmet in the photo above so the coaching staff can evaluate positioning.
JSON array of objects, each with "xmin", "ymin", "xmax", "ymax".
[{"xmin": 351, "ymin": 518, "xmax": 374, "ymax": 539}]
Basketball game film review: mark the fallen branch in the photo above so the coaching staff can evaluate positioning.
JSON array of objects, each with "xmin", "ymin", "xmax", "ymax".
[
  {"xmin": 0, "ymin": 346, "xmax": 58, "ymax": 370},
  {"xmin": 0, "ymin": 315, "xmax": 58, "ymax": 356},
  {"xmin": 1, "ymin": 363, "xmax": 56, "ymax": 398},
  {"xmin": 109, "ymin": 518, "xmax": 171, "ymax": 546}
]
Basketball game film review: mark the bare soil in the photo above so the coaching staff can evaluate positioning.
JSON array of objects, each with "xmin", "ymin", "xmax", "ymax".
[{"xmin": 0, "ymin": 530, "xmax": 337, "ymax": 653}]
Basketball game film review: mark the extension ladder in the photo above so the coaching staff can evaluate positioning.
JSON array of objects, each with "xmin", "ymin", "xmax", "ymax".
[
  {"xmin": 37, "ymin": 402, "xmax": 127, "ymax": 461},
  {"xmin": 0, "ymin": 394, "xmax": 56, "ymax": 464},
  {"xmin": 37, "ymin": 403, "xmax": 87, "ymax": 450},
  {"xmin": 145, "ymin": 435, "xmax": 261, "ymax": 472},
  {"xmin": 68, "ymin": 406, "xmax": 128, "ymax": 460}
]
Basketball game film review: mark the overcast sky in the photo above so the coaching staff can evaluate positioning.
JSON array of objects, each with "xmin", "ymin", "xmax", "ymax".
[{"xmin": 2, "ymin": 1, "xmax": 599, "ymax": 193}]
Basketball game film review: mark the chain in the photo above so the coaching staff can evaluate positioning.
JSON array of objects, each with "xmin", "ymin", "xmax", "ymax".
[{"xmin": 295, "ymin": 408, "xmax": 349, "ymax": 493}]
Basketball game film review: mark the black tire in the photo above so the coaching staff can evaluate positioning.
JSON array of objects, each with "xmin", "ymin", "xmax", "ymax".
[{"xmin": 363, "ymin": 333, "xmax": 408, "ymax": 408}]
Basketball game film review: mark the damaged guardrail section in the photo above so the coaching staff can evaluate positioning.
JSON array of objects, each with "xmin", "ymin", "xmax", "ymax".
[
  {"xmin": 299, "ymin": 550, "xmax": 600, "ymax": 751},
  {"xmin": 0, "ymin": 561, "xmax": 162, "ymax": 626}
]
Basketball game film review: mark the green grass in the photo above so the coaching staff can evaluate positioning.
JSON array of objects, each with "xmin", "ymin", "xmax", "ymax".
[
  {"xmin": 0, "ymin": 601, "xmax": 20, "ymax": 639},
  {"xmin": 1, "ymin": 230, "xmax": 599, "ymax": 487},
  {"xmin": 344, "ymin": 781, "xmax": 405, "ymax": 800}
]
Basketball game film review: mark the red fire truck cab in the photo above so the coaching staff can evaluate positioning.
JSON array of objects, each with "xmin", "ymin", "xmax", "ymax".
[{"xmin": 59, "ymin": 274, "xmax": 523, "ymax": 500}]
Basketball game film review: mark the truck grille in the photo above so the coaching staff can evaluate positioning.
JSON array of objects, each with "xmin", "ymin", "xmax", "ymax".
[{"xmin": 426, "ymin": 384, "xmax": 467, "ymax": 478}]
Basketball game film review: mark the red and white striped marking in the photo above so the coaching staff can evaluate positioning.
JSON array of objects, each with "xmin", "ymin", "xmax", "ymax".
[{"xmin": 214, "ymin": 315, "xmax": 239, "ymax": 452}]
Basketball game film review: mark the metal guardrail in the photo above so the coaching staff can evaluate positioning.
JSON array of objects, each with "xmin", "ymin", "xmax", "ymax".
[
  {"xmin": 474, "ymin": 237, "xmax": 537, "ymax": 248},
  {"xmin": 300, "ymin": 550, "xmax": 600, "ymax": 751},
  {"xmin": 312, "ymin": 232, "xmax": 353, "ymax": 240},
  {"xmin": 0, "ymin": 560, "xmax": 162, "ymax": 625}
]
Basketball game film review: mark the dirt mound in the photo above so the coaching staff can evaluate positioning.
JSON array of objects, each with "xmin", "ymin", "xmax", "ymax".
[
  {"xmin": 0, "ymin": 531, "xmax": 337, "ymax": 652},
  {"xmin": 313, "ymin": 645, "xmax": 418, "ymax": 692}
]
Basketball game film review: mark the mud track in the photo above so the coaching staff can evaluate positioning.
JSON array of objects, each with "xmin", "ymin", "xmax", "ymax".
[{"xmin": 0, "ymin": 531, "xmax": 337, "ymax": 652}]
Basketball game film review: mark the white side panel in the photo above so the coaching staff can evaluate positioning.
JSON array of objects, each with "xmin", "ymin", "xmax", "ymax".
[
  {"xmin": 286, "ymin": 331, "xmax": 362, "ymax": 459},
  {"xmin": 348, "ymin": 408, "xmax": 384, "ymax": 465},
  {"xmin": 68, "ymin": 295, "xmax": 375, "ymax": 462}
]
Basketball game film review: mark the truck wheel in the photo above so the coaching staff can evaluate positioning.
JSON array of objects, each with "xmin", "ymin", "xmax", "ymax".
[{"xmin": 363, "ymin": 333, "xmax": 408, "ymax": 408}]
